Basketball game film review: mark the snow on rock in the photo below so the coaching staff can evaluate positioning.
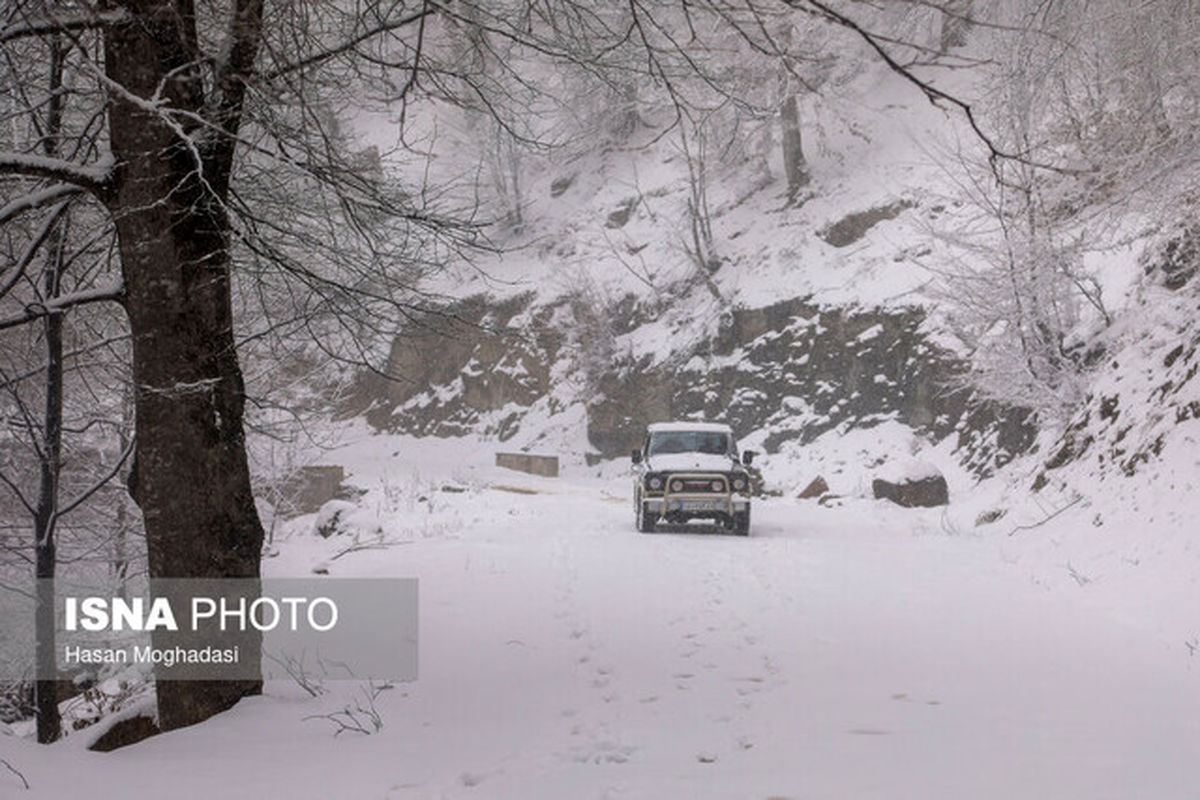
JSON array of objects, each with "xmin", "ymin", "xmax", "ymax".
[
  {"xmin": 312, "ymin": 500, "xmax": 358, "ymax": 538},
  {"xmin": 874, "ymin": 456, "xmax": 944, "ymax": 484}
]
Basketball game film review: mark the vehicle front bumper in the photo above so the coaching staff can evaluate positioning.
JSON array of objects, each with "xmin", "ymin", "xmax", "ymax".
[{"xmin": 643, "ymin": 496, "xmax": 750, "ymax": 513}]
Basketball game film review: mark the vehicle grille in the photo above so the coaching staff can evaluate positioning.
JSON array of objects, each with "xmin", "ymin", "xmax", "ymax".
[{"xmin": 667, "ymin": 476, "xmax": 728, "ymax": 493}]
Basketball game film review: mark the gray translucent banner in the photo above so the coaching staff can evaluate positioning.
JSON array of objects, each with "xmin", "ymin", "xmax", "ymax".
[{"xmin": 0, "ymin": 578, "xmax": 417, "ymax": 683}]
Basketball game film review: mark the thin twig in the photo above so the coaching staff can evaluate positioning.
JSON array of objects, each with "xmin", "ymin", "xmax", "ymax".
[
  {"xmin": 0, "ymin": 758, "xmax": 29, "ymax": 791},
  {"xmin": 1006, "ymin": 496, "xmax": 1082, "ymax": 536}
]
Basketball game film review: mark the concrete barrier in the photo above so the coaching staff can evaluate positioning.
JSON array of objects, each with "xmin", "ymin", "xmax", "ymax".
[
  {"xmin": 289, "ymin": 465, "xmax": 346, "ymax": 514},
  {"xmin": 495, "ymin": 452, "xmax": 559, "ymax": 478}
]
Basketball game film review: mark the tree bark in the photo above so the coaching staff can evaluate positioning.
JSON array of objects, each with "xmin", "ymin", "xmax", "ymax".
[
  {"xmin": 33, "ymin": 225, "xmax": 63, "ymax": 744},
  {"xmin": 780, "ymin": 93, "xmax": 810, "ymax": 201},
  {"xmin": 104, "ymin": 2, "xmax": 265, "ymax": 731},
  {"xmin": 33, "ymin": 34, "xmax": 65, "ymax": 746}
]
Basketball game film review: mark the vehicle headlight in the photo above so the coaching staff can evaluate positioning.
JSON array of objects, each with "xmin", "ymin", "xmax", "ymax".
[
  {"xmin": 647, "ymin": 476, "xmax": 663, "ymax": 490},
  {"xmin": 732, "ymin": 476, "xmax": 747, "ymax": 492},
  {"xmin": 670, "ymin": 479, "xmax": 684, "ymax": 492},
  {"xmin": 711, "ymin": 479, "xmax": 723, "ymax": 492}
]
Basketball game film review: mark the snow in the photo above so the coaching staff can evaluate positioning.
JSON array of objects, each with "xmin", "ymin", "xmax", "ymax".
[
  {"xmin": 3, "ymin": 16, "xmax": 1196, "ymax": 799},
  {"xmin": 874, "ymin": 457, "xmax": 943, "ymax": 484},
  {"xmin": 646, "ymin": 422, "xmax": 734, "ymax": 434},
  {"xmin": 3, "ymin": 429, "xmax": 1197, "ymax": 798}
]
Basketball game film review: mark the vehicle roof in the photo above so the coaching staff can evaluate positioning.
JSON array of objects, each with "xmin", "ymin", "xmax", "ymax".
[{"xmin": 646, "ymin": 421, "xmax": 733, "ymax": 434}]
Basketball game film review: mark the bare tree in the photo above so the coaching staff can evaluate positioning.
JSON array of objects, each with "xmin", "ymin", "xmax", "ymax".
[
  {"xmin": 926, "ymin": 0, "xmax": 1200, "ymax": 421},
  {"xmin": 0, "ymin": 0, "xmax": 1053, "ymax": 735}
]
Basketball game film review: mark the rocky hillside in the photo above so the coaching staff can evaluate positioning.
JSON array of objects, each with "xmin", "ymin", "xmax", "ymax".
[
  {"xmin": 361, "ymin": 287, "xmax": 1034, "ymax": 477},
  {"xmin": 1030, "ymin": 230, "xmax": 1200, "ymax": 497},
  {"xmin": 348, "ymin": 47, "xmax": 1195, "ymax": 506}
]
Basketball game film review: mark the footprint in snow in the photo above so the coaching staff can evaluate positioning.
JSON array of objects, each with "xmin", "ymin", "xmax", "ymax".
[
  {"xmin": 459, "ymin": 772, "xmax": 486, "ymax": 787},
  {"xmin": 569, "ymin": 741, "xmax": 637, "ymax": 765}
]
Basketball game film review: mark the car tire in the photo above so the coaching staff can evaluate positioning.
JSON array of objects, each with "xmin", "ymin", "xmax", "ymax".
[
  {"xmin": 732, "ymin": 508, "xmax": 751, "ymax": 536},
  {"xmin": 636, "ymin": 495, "xmax": 656, "ymax": 533}
]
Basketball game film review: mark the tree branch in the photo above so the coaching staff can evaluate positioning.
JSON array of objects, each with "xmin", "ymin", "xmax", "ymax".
[
  {"xmin": 0, "ymin": 281, "xmax": 124, "ymax": 332},
  {"xmin": 0, "ymin": 183, "xmax": 83, "ymax": 226},
  {"xmin": 0, "ymin": 468, "xmax": 34, "ymax": 517},
  {"xmin": 0, "ymin": 152, "xmax": 113, "ymax": 192},
  {"xmin": 793, "ymin": 0, "xmax": 1071, "ymax": 174},
  {"xmin": 205, "ymin": 0, "xmax": 265, "ymax": 188},
  {"xmin": 263, "ymin": 8, "xmax": 434, "ymax": 80},
  {"xmin": 55, "ymin": 434, "xmax": 135, "ymax": 520},
  {"xmin": 0, "ymin": 6, "xmax": 128, "ymax": 43},
  {"xmin": 0, "ymin": 199, "xmax": 71, "ymax": 301}
]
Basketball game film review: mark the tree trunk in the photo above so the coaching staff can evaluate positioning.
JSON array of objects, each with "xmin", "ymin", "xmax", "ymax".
[
  {"xmin": 104, "ymin": 3, "xmax": 264, "ymax": 731},
  {"xmin": 780, "ymin": 94, "xmax": 810, "ymax": 201},
  {"xmin": 33, "ymin": 35, "xmax": 65, "ymax": 746},
  {"xmin": 33, "ymin": 227, "xmax": 63, "ymax": 743},
  {"xmin": 112, "ymin": 392, "xmax": 134, "ymax": 601}
]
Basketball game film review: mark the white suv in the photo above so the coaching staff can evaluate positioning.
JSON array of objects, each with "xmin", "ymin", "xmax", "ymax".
[{"xmin": 630, "ymin": 422, "xmax": 756, "ymax": 535}]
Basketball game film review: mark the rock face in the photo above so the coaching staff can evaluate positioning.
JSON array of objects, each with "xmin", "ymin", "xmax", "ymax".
[
  {"xmin": 819, "ymin": 200, "xmax": 915, "ymax": 248},
  {"xmin": 362, "ymin": 293, "xmax": 563, "ymax": 440},
  {"xmin": 586, "ymin": 296, "xmax": 1035, "ymax": 474},
  {"xmin": 872, "ymin": 473, "xmax": 950, "ymax": 507},
  {"xmin": 363, "ymin": 292, "xmax": 1036, "ymax": 475}
]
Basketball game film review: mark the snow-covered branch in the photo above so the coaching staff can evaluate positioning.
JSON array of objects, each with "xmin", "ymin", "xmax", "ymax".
[
  {"xmin": 791, "ymin": 0, "xmax": 1069, "ymax": 174},
  {"xmin": 0, "ymin": 152, "xmax": 113, "ymax": 192},
  {"xmin": 0, "ymin": 183, "xmax": 84, "ymax": 226},
  {"xmin": 0, "ymin": 281, "xmax": 124, "ymax": 331},
  {"xmin": 0, "ymin": 6, "xmax": 129, "ymax": 43}
]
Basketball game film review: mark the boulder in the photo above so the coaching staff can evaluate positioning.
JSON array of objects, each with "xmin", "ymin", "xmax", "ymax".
[
  {"xmin": 89, "ymin": 715, "xmax": 160, "ymax": 752},
  {"xmin": 313, "ymin": 500, "xmax": 358, "ymax": 538},
  {"xmin": 872, "ymin": 459, "xmax": 948, "ymax": 507},
  {"xmin": 797, "ymin": 476, "xmax": 829, "ymax": 499}
]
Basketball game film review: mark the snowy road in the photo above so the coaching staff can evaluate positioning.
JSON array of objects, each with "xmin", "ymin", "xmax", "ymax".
[
  {"xmin": 5, "ymin": 469, "xmax": 1198, "ymax": 799},
  {"xmin": 359, "ymin": 487, "xmax": 1198, "ymax": 800}
]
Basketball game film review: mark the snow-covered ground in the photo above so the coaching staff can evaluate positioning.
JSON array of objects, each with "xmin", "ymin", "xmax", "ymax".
[{"xmin": 4, "ymin": 429, "xmax": 1196, "ymax": 799}]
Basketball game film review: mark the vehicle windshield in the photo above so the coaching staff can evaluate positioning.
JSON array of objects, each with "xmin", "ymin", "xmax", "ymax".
[{"xmin": 647, "ymin": 431, "xmax": 732, "ymax": 456}]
